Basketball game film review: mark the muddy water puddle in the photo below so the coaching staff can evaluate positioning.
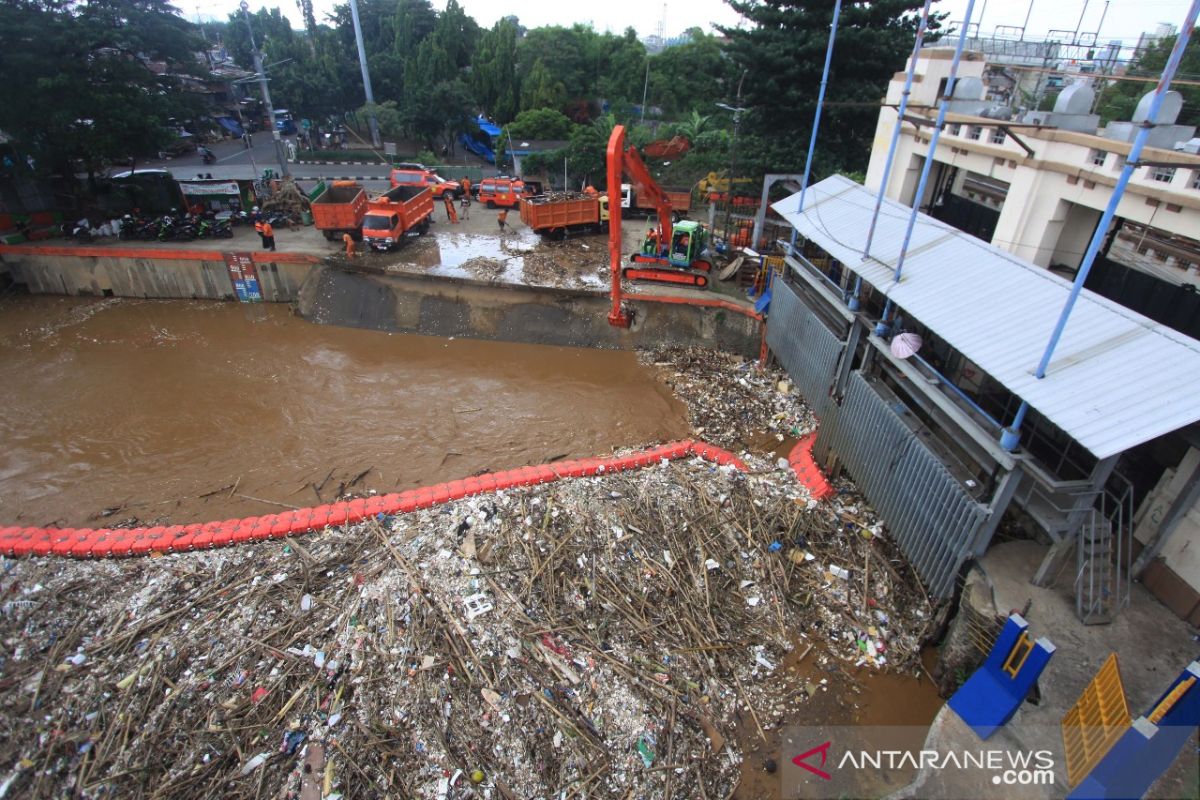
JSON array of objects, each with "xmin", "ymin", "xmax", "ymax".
[
  {"xmin": 375, "ymin": 227, "xmax": 610, "ymax": 289},
  {"xmin": 735, "ymin": 646, "xmax": 944, "ymax": 799},
  {"xmin": 0, "ymin": 295, "xmax": 691, "ymax": 527}
]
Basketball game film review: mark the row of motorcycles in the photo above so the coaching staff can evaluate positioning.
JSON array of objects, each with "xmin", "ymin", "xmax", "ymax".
[
  {"xmin": 114, "ymin": 212, "xmax": 234, "ymax": 242},
  {"xmin": 66, "ymin": 208, "xmax": 298, "ymax": 243}
]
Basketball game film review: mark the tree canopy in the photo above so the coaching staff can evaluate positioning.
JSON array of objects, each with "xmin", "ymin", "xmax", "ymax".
[
  {"xmin": 0, "ymin": 0, "xmax": 945, "ymax": 186},
  {"xmin": 1096, "ymin": 29, "xmax": 1200, "ymax": 127},
  {"xmin": 721, "ymin": 0, "xmax": 942, "ymax": 176},
  {"xmin": 0, "ymin": 0, "xmax": 206, "ymax": 176}
]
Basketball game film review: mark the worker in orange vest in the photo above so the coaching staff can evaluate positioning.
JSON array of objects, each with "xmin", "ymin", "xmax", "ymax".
[
  {"xmin": 261, "ymin": 220, "xmax": 276, "ymax": 251},
  {"xmin": 443, "ymin": 194, "xmax": 458, "ymax": 224},
  {"xmin": 342, "ymin": 232, "xmax": 356, "ymax": 258},
  {"xmin": 643, "ymin": 227, "xmax": 659, "ymax": 255},
  {"xmin": 497, "ymin": 208, "xmax": 508, "ymax": 234},
  {"xmin": 254, "ymin": 217, "xmax": 264, "ymax": 245},
  {"xmin": 584, "ymin": 184, "xmax": 598, "ymax": 197}
]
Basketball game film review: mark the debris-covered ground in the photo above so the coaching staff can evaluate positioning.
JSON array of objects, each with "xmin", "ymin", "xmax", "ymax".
[
  {"xmin": 640, "ymin": 346, "xmax": 818, "ymax": 450},
  {"xmin": 0, "ymin": 347, "xmax": 935, "ymax": 799}
]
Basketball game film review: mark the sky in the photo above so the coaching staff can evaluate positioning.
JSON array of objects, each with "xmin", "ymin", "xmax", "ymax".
[{"xmin": 192, "ymin": 0, "xmax": 1195, "ymax": 46}]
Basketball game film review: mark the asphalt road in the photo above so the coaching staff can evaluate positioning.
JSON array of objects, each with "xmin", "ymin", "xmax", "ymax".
[{"xmin": 142, "ymin": 137, "xmax": 488, "ymax": 191}]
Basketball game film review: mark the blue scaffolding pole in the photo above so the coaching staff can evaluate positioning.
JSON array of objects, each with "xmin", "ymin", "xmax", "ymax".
[
  {"xmin": 789, "ymin": 0, "xmax": 843, "ymax": 251},
  {"xmin": 875, "ymin": 0, "xmax": 976, "ymax": 336},
  {"xmin": 1000, "ymin": 0, "xmax": 1200, "ymax": 452},
  {"xmin": 852, "ymin": 0, "xmax": 934, "ymax": 311}
]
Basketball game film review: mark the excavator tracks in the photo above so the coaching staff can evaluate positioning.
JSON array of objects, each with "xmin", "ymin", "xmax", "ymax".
[{"xmin": 622, "ymin": 266, "xmax": 710, "ymax": 289}]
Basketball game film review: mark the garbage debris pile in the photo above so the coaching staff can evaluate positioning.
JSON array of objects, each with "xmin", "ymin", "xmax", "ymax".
[
  {"xmin": 641, "ymin": 346, "xmax": 818, "ymax": 449},
  {"xmin": 522, "ymin": 191, "xmax": 593, "ymax": 205},
  {"xmin": 0, "ymin": 457, "xmax": 930, "ymax": 799}
]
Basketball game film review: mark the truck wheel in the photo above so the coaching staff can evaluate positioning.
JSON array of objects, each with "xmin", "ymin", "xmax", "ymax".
[
  {"xmin": 323, "ymin": 230, "xmax": 335, "ymax": 241},
  {"xmin": 551, "ymin": 227, "xmax": 567, "ymax": 241},
  {"xmin": 420, "ymin": 219, "xmax": 430, "ymax": 235},
  {"xmin": 486, "ymin": 200, "xmax": 496, "ymax": 209}
]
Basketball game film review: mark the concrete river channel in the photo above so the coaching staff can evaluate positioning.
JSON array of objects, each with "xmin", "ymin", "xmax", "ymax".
[{"xmin": 0, "ymin": 295, "xmax": 691, "ymax": 528}]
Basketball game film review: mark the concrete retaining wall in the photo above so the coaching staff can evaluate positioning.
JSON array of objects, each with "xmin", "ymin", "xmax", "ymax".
[
  {"xmin": 0, "ymin": 246, "xmax": 315, "ymax": 302},
  {"xmin": 298, "ymin": 266, "xmax": 763, "ymax": 355}
]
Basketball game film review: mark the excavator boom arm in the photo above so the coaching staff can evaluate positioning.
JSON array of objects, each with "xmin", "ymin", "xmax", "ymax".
[{"xmin": 620, "ymin": 145, "xmax": 674, "ymax": 246}]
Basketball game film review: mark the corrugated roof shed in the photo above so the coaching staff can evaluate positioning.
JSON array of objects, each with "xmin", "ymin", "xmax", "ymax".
[{"xmin": 772, "ymin": 174, "xmax": 1200, "ymax": 459}]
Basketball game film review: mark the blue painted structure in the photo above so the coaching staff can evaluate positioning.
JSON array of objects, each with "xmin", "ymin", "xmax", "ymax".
[
  {"xmin": 1069, "ymin": 661, "xmax": 1200, "ymax": 799},
  {"xmin": 1002, "ymin": 0, "xmax": 1200, "ymax": 450},
  {"xmin": 947, "ymin": 614, "xmax": 1056, "ymax": 740},
  {"xmin": 795, "ymin": 0, "xmax": 842, "ymax": 217},
  {"xmin": 882, "ymin": 0, "xmax": 976, "ymax": 326},
  {"xmin": 853, "ymin": 0, "xmax": 933, "ymax": 311}
]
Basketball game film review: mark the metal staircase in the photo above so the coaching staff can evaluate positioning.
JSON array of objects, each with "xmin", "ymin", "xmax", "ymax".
[{"xmin": 1075, "ymin": 478, "xmax": 1134, "ymax": 625}]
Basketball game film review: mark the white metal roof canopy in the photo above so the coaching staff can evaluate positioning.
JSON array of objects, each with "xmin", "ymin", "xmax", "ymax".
[{"xmin": 772, "ymin": 174, "xmax": 1200, "ymax": 459}]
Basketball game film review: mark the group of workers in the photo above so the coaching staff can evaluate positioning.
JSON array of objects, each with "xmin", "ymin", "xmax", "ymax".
[{"xmin": 251, "ymin": 208, "xmax": 276, "ymax": 251}]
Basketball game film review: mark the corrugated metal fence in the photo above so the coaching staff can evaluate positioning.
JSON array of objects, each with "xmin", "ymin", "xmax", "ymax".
[
  {"xmin": 766, "ymin": 279, "xmax": 841, "ymax": 419},
  {"xmin": 815, "ymin": 373, "xmax": 988, "ymax": 597},
  {"xmin": 768, "ymin": 276, "xmax": 989, "ymax": 598}
]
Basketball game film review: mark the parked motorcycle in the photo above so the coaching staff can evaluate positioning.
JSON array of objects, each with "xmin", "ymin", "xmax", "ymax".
[{"xmin": 199, "ymin": 146, "xmax": 216, "ymax": 165}]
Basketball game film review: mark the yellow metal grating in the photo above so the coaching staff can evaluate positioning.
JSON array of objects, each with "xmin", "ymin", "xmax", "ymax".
[
  {"xmin": 1148, "ymin": 676, "xmax": 1196, "ymax": 725},
  {"xmin": 1001, "ymin": 632, "xmax": 1033, "ymax": 678},
  {"xmin": 1061, "ymin": 653, "xmax": 1132, "ymax": 788}
]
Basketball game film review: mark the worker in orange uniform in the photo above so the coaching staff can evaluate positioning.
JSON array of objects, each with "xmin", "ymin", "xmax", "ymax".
[
  {"xmin": 584, "ymin": 184, "xmax": 598, "ymax": 197},
  {"xmin": 254, "ymin": 217, "xmax": 265, "ymax": 246},
  {"xmin": 261, "ymin": 219, "xmax": 276, "ymax": 251},
  {"xmin": 643, "ymin": 227, "xmax": 659, "ymax": 255},
  {"xmin": 497, "ymin": 208, "xmax": 508, "ymax": 234},
  {"xmin": 342, "ymin": 232, "xmax": 356, "ymax": 258},
  {"xmin": 443, "ymin": 194, "xmax": 458, "ymax": 224},
  {"xmin": 461, "ymin": 176, "xmax": 472, "ymax": 201}
]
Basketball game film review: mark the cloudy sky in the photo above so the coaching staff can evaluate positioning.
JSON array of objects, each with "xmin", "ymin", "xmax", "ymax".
[{"xmin": 194, "ymin": 0, "xmax": 1193, "ymax": 47}]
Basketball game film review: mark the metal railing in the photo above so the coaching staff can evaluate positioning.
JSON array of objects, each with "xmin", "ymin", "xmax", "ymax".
[{"xmin": 1076, "ymin": 473, "xmax": 1135, "ymax": 625}]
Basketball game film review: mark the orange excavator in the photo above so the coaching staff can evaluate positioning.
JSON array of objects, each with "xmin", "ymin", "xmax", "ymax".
[{"xmin": 607, "ymin": 126, "xmax": 712, "ymax": 290}]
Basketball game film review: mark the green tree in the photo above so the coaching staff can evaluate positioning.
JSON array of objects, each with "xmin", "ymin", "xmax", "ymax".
[
  {"xmin": 721, "ymin": 0, "xmax": 942, "ymax": 175},
  {"xmin": 1095, "ymin": 30, "xmax": 1200, "ymax": 126},
  {"xmin": 521, "ymin": 59, "xmax": 567, "ymax": 111},
  {"xmin": 646, "ymin": 28, "xmax": 735, "ymax": 114},
  {"xmin": 473, "ymin": 19, "xmax": 521, "ymax": 122},
  {"xmin": 508, "ymin": 108, "xmax": 574, "ymax": 140},
  {"xmin": 667, "ymin": 110, "xmax": 714, "ymax": 142},
  {"xmin": 0, "ymin": 0, "xmax": 206, "ymax": 179}
]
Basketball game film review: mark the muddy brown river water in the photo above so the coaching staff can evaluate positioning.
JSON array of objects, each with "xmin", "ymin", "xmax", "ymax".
[{"xmin": 0, "ymin": 295, "xmax": 691, "ymax": 528}]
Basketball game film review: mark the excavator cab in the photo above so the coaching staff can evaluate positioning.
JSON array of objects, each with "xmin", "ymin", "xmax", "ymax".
[{"xmin": 667, "ymin": 220, "xmax": 705, "ymax": 268}]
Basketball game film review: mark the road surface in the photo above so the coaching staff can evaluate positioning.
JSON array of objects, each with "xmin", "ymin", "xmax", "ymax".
[{"xmin": 141, "ymin": 137, "xmax": 491, "ymax": 190}]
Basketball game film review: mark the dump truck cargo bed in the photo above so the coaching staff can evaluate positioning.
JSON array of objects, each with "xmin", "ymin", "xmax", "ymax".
[{"xmin": 310, "ymin": 181, "xmax": 369, "ymax": 239}]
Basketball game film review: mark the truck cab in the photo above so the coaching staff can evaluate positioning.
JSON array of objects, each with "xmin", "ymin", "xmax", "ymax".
[
  {"xmin": 388, "ymin": 167, "xmax": 461, "ymax": 199},
  {"xmin": 477, "ymin": 177, "xmax": 528, "ymax": 208}
]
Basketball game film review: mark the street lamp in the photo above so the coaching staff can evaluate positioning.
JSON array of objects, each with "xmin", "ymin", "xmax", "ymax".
[
  {"xmin": 239, "ymin": 0, "xmax": 289, "ymax": 178},
  {"xmin": 712, "ymin": 68, "xmax": 749, "ymax": 241}
]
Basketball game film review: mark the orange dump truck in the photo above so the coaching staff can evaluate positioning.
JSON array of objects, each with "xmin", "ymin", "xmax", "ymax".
[
  {"xmin": 519, "ymin": 193, "xmax": 613, "ymax": 239},
  {"xmin": 310, "ymin": 180, "xmax": 369, "ymax": 240},
  {"xmin": 361, "ymin": 185, "xmax": 434, "ymax": 251}
]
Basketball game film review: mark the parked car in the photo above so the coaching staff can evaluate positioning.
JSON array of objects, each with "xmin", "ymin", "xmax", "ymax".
[{"xmin": 388, "ymin": 167, "xmax": 461, "ymax": 200}]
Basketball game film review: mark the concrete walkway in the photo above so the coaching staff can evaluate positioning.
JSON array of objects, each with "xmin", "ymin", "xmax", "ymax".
[{"xmin": 892, "ymin": 540, "xmax": 1199, "ymax": 799}]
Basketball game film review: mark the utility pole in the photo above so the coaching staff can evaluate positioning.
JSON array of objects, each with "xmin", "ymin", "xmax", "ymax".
[
  {"xmin": 716, "ymin": 69, "xmax": 748, "ymax": 240},
  {"xmin": 640, "ymin": 59, "xmax": 650, "ymax": 125},
  {"xmin": 348, "ymin": 0, "xmax": 382, "ymax": 148},
  {"xmin": 239, "ymin": 1, "xmax": 289, "ymax": 178}
]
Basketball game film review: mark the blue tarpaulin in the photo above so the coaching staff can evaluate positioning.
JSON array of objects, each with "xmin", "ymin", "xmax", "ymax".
[
  {"xmin": 475, "ymin": 115, "xmax": 502, "ymax": 138},
  {"xmin": 216, "ymin": 116, "xmax": 244, "ymax": 137}
]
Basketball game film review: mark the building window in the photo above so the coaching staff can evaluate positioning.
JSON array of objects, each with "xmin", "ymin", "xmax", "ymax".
[
  {"xmin": 968, "ymin": 125, "xmax": 983, "ymax": 140},
  {"xmin": 1150, "ymin": 166, "xmax": 1176, "ymax": 183},
  {"xmin": 989, "ymin": 128, "xmax": 1006, "ymax": 145},
  {"xmin": 949, "ymin": 123, "xmax": 961, "ymax": 136},
  {"xmin": 1191, "ymin": 170, "xmax": 1200, "ymax": 190},
  {"xmin": 1091, "ymin": 149, "xmax": 1108, "ymax": 167}
]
